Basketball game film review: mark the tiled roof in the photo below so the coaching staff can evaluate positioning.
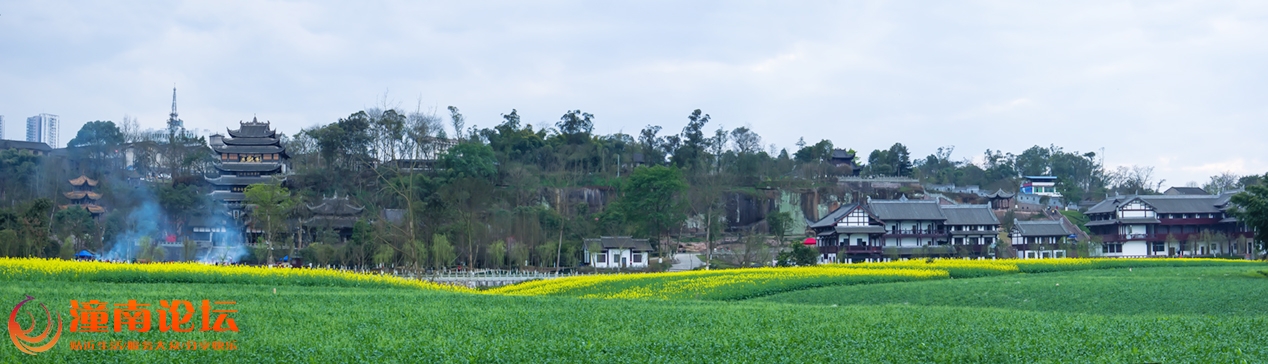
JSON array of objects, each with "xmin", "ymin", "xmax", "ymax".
[
  {"xmin": 1164, "ymin": 187, "xmax": 1209, "ymax": 195},
  {"xmin": 206, "ymin": 176, "xmax": 279, "ymax": 186},
  {"xmin": 215, "ymin": 162, "xmax": 283, "ymax": 173},
  {"xmin": 0, "ymin": 139, "xmax": 52, "ymax": 152},
  {"xmin": 808, "ymin": 203, "xmax": 859, "ymax": 228},
  {"xmin": 212, "ymin": 144, "xmax": 285, "ymax": 154},
  {"xmin": 221, "ymin": 137, "xmax": 280, "ymax": 146},
  {"xmin": 941, "ymin": 205, "xmax": 999, "ymax": 225},
  {"xmin": 585, "ymin": 236, "xmax": 654, "ymax": 252},
  {"xmin": 985, "ymin": 189, "xmax": 1015, "ymax": 199},
  {"xmin": 69, "ymin": 175, "xmax": 99, "ymax": 187},
  {"xmin": 831, "ymin": 149, "xmax": 855, "ymax": 160},
  {"xmin": 1014, "ymin": 220, "xmax": 1073, "ymax": 236},
  {"xmin": 306, "ymin": 195, "xmax": 365, "ymax": 216},
  {"xmin": 227, "ymin": 119, "xmax": 276, "ymax": 138},
  {"xmin": 1087, "ymin": 195, "xmax": 1226, "ymax": 215},
  {"xmin": 868, "ymin": 200, "xmax": 946, "ymax": 221}
]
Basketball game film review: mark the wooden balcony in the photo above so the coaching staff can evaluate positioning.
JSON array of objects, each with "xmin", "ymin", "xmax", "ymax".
[
  {"xmin": 1095, "ymin": 231, "xmax": 1253, "ymax": 242},
  {"xmin": 885, "ymin": 229, "xmax": 947, "ymax": 238},
  {"xmin": 817, "ymin": 246, "xmax": 883, "ymax": 255}
]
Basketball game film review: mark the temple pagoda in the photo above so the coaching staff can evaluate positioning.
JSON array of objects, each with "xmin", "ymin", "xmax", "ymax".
[
  {"xmin": 206, "ymin": 118, "xmax": 289, "ymax": 220},
  {"xmin": 300, "ymin": 194, "xmax": 365, "ymax": 246},
  {"xmin": 63, "ymin": 175, "xmax": 106, "ymax": 216}
]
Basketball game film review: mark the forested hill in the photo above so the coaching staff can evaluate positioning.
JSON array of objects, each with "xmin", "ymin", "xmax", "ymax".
[{"xmin": 0, "ymin": 107, "xmax": 1262, "ymax": 268}]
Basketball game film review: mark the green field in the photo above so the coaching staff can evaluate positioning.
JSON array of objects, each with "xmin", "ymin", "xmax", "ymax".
[{"xmin": 3, "ymin": 261, "xmax": 1267, "ymax": 362}]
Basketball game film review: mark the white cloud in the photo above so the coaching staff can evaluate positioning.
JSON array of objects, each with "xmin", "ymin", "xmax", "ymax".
[{"xmin": 1, "ymin": 0, "xmax": 1266, "ymax": 187}]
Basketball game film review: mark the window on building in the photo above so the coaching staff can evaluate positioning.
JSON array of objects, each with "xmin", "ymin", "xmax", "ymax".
[
  {"xmin": 954, "ymin": 237, "xmax": 963, "ymax": 244},
  {"xmin": 970, "ymin": 225, "xmax": 978, "ymax": 231},
  {"xmin": 969, "ymin": 237, "xmax": 979, "ymax": 244},
  {"xmin": 1152, "ymin": 242, "xmax": 1166, "ymax": 252},
  {"xmin": 597, "ymin": 254, "xmax": 606, "ymax": 263},
  {"xmin": 1102, "ymin": 243, "xmax": 1122, "ymax": 253},
  {"xmin": 632, "ymin": 254, "xmax": 642, "ymax": 263},
  {"xmin": 984, "ymin": 237, "xmax": 994, "ymax": 245}
]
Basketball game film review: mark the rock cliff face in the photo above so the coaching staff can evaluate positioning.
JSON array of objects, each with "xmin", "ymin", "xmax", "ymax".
[
  {"xmin": 540, "ymin": 187, "xmax": 616, "ymax": 216},
  {"xmin": 539, "ymin": 183, "xmax": 911, "ymax": 237}
]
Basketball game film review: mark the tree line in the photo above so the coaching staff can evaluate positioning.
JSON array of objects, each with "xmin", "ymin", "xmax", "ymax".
[{"xmin": 1, "ymin": 106, "xmax": 1265, "ymax": 267}]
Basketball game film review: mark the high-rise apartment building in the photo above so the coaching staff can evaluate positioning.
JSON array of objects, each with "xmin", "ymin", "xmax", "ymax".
[
  {"xmin": 26, "ymin": 113, "xmax": 58, "ymax": 147},
  {"xmin": 0, "ymin": 115, "xmax": 5, "ymax": 140}
]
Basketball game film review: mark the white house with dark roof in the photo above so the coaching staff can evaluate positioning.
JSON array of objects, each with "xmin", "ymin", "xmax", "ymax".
[
  {"xmin": 1084, "ymin": 193, "xmax": 1255, "ymax": 257},
  {"xmin": 806, "ymin": 202, "xmax": 887, "ymax": 263},
  {"xmin": 868, "ymin": 198, "xmax": 947, "ymax": 248},
  {"xmin": 941, "ymin": 205, "xmax": 1001, "ymax": 257},
  {"xmin": 1011, "ymin": 220, "xmax": 1075, "ymax": 259},
  {"xmin": 583, "ymin": 236, "xmax": 653, "ymax": 269}
]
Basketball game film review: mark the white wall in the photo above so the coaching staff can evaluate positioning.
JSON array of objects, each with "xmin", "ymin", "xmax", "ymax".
[
  {"xmin": 1122, "ymin": 241, "xmax": 1148, "ymax": 256},
  {"xmin": 589, "ymin": 249, "xmax": 649, "ymax": 269}
]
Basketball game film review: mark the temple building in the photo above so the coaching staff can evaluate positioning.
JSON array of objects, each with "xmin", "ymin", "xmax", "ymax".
[
  {"xmin": 299, "ymin": 194, "xmax": 365, "ymax": 246},
  {"xmin": 985, "ymin": 189, "xmax": 1015, "ymax": 210},
  {"xmin": 63, "ymin": 175, "xmax": 105, "ymax": 217},
  {"xmin": 206, "ymin": 118, "xmax": 290, "ymax": 220},
  {"xmin": 191, "ymin": 118, "xmax": 289, "ymax": 247}
]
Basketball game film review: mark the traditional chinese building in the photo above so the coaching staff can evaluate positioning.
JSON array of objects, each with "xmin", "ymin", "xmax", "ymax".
[
  {"xmin": 206, "ymin": 118, "xmax": 289, "ymax": 220},
  {"xmin": 63, "ymin": 175, "xmax": 105, "ymax": 216},
  {"xmin": 299, "ymin": 194, "xmax": 364, "ymax": 246},
  {"xmin": 1084, "ymin": 193, "xmax": 1256, "ymax": 258},
  {"xmin": 1011, "ymin": 219, "xmax": 1075, "ymax": 259},
  {"xmin": 830, "ymin": 149, "xmax": 862, "ymax": 176},
  {"xmin": 808, "ymin": 199, "xmax": 1002, "ymax": 263},
  {"xmin": 190, "ymin": 118, "xmax": 289, "ymax": 247},
  {"xmin": 985, "ymin": 189, "xmax": 1015, "ymax": 210}
]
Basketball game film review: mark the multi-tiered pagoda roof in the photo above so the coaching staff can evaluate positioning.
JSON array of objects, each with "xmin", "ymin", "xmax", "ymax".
[
  {"xmin": 63, "ymin": 175, "xmax": 106, "ymax": 215},
  {"xmin": 207, "ymin": 118, "xmax": 289, "ymax": 207}
]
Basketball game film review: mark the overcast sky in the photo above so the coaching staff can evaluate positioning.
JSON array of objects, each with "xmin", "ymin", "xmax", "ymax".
[{"xmin": 2, "ymin": 1, "xmax": 1266, "ymax": 188}]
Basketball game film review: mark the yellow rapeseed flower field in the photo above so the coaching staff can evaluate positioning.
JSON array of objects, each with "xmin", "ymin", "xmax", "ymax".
[
  {"xmin": 0, "ymin": 257, "xmax": 473, "ymax": 293},
  {"xmin": 3, "ymin": 257, "xmax": 1257, "ymax": 302},
  {"xmin": 489, "ymin": 266, "xmax": 948, "ymax": 300}
]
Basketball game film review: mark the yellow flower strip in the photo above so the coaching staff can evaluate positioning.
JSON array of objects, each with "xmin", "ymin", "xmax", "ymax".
[
  {"xmin": 0, "ymin": 257, "xmax": 473, "ymax": 293},
  {"xmin": 490, "ymin": 266, "xmax": 947, "ymax": 300}
]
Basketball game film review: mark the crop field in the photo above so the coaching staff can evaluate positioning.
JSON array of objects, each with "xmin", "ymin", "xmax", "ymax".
[{"xmin": 2, "ymin": 258, "xmax": 1266, "ymax": 363}]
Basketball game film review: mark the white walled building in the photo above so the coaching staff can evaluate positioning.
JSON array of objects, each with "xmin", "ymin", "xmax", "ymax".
[
  {"xmin": 941, "ymin": 205, "xmax": 1001, "ymax": 257},
  {"xmin": 1021, "ymin": 176, "xmax": 1061, "ymax": 198},
  {"xmin": 868, "ymin": 199, "xmax": 947, "ymax": 248},
  {"xmin": 1011, "ymin": 220, "xmax": 1075, "ymax": 259},
  {"xmin": 584, "ymin": 236, "xmax": 653, "ymax": 269},
  {"xmin": 1084, "ymin": 193, "xmax": 1256, "ymax": 258},
  {"xmin": 808, "ymin": 199, "xmax": 1002, "ymax": 262}
]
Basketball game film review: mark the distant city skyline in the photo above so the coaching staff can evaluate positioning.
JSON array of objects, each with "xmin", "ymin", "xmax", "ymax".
[{"xmin": 2, "ymin": 1, "xmax": 1267, "ymax": 187}]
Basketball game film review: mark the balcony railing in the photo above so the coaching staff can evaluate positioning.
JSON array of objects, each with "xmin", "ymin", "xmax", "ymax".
[
  {"xmin": 886, "ymin": 229, "xmax": 946, "ymax": 237},
  {"xmin": 816, "ymin": 246, "xmax": 883, "ymax": 254},
  {"xmin": 1096, "ymin": 231, "xmax": 1254, "ymax": 242}
]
